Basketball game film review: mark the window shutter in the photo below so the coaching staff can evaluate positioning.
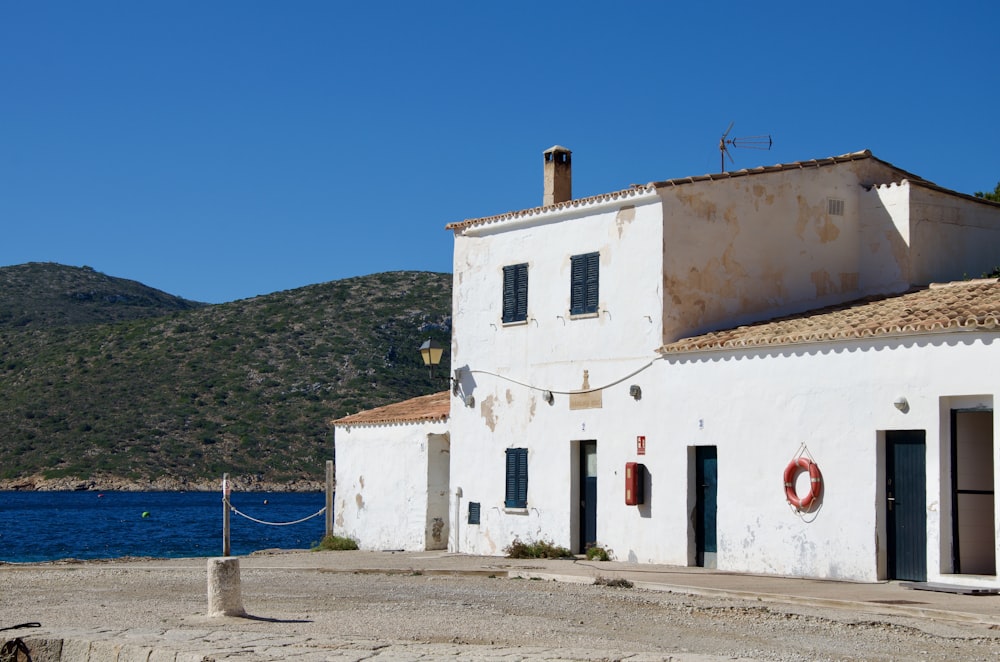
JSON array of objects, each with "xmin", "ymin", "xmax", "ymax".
[
  {"xmin": 502, "ymin": 264, "xmax": 528, "ymax": 323},
  {"xmin": 584, "ymin": 252, "xmax": 599, "ymax": 314},
  {"xmin": 505, "ymin": 448, "xmax": 528, "ymax": 508},
  {"xmin": 570, "ymin": 252, "xmax": 599, "ymax": 315},
  {"xmin": 516, "ymin": 449, "xmax": 528, "ymax": 507},
  {"xmin": 502, "ymin": 265, "xmax": 517, "ymax": 323},
  {"xmin": 570, "ymin": 255, "xmax": 585, "ymax": 315},
  {"xmin": 515, "ymin": 264, "xmax": 528, "ymax": 321}
]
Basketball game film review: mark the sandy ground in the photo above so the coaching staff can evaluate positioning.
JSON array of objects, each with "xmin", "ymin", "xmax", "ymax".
[{"xmin": 2, "ymin": 554, "xmax": 1000, "ymax": 661}]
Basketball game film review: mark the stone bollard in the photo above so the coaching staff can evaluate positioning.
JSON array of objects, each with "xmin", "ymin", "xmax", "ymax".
[{"xmin": 207, "ymin": 557, "xmax": 246, "ymax": 617}]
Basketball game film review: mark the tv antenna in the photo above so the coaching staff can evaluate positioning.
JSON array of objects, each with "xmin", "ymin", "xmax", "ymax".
[{"xmin": 719, "ymin": 122, "xmax": 772, "ymax": 172}]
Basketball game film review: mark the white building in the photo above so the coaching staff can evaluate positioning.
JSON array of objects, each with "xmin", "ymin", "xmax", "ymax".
[
  {"xmin": 332, "ymin": 391, "xmax": 450, "ymax": 551},
  {"xmin": 336, "ymin": 147, "xmax": 1000, "ymax": 586}
]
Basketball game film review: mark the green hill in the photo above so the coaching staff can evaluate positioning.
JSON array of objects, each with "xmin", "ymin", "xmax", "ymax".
[{"xmin": 0, "ymin": 264, "xmax": 452, "ymax": 490}]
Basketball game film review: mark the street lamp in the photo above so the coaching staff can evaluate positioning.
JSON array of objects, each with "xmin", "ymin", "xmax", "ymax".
[{"xmin": 419, "ymin": 339, "xmax": 444, "ymax": 378}]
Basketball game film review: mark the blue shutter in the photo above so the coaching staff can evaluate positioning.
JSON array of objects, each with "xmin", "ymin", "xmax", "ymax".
[
  {"xmin": 570, "ymin": 253, "xmax": 599, "ymax": 315},
  {"xmin": 502, "ymin": 265, "xmax": 517, "ymax": 323},
  {"xmin": 505, "ymin": 448, "xmax": 528, "ymax": 508},
  {"xmin": 515, "ymin": 264, "xmax": 528, "ymax": 321},
  {"xmin": 584, "ymin": 252, "xmax": 599, "ymax": 314},
  {"xmin": 502, "ymin": 264, "xmax": 528, "ymax": 323},
  {"xmin": 570, "ymin": 255, "xmax": 585, "ymax": 315}
]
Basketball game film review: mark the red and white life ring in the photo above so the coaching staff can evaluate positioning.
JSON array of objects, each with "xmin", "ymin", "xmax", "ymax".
[{"xmin": 784, "ymin": 457, "xmax": 822, "ymax": 510}]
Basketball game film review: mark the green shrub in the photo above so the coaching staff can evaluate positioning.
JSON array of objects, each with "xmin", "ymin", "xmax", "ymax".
[
  {"xmin": 311, "ymin": 535, "xmax": 359, "ymax": 551},
  {"xmin": 585, "ymin": 545, "xmax": 611, "ymax": 561},
  {"xmin": 504, "ymin": 537, "xmax": 573, "ymax": 559}
]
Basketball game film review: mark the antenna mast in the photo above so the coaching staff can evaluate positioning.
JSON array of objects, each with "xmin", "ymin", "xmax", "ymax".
[{"xmin": 719, "ymin": 122, "xmax": 772, "ymax": 172}]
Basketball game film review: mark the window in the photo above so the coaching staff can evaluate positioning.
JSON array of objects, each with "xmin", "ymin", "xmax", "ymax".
[
  {"xmin": 505, "ymin": 448, "xmax": 528, "ymax": 509},
  {"xmin": 502, "ymin": 263, "xmax": 528, "ymax": 323},
  {"xmin": 570, "ymin": 252, "xmax": 599, "ymax": 315}
]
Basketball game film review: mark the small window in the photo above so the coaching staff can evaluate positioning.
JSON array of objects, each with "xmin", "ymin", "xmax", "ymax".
[
  {"xmin": 468, "ymin": 502, "xmax": 481, "ymax": 525},
  {"xmin": 505, "ymin": 448, "xmax": 528, "ymax": 509},
  {"xmin": 570, "ymin": 252, "xmax": 599, "ymax": 315},
  {"xmin": 502, "ymin": 263, "xmax": 528, "ymax": 323}
]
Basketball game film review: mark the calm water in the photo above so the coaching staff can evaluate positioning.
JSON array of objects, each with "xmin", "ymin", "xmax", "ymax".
[{"xmin": 0, "ymin": 491, "xmax": 327, "ymax": 563}]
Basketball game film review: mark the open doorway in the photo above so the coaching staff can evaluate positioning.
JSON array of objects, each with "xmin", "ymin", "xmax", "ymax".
[{"xmin": 951, "ymin": 410, "xmax": 996, "ymax": 575}]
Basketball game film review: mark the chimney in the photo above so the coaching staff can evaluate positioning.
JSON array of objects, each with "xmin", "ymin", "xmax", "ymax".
[{"xmin": 543, "ymin": 145, "xmax": 572, "ymax": 206}]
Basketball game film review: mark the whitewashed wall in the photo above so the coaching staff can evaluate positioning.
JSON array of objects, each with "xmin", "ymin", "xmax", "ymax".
[
  {"xmin": 334, "ymin": 421, "xmax": 449, "ymax": 551},
  {"xmin": 648, "ymin": 334, "xmax": 998, "ymax": 585},
  {"xmin": 446, "ymin": 155, "xmax": 1000, "ymax": 582},
  {"xmin": 449, "ymin": 189, "xmax": 665, "ymax": 556}
]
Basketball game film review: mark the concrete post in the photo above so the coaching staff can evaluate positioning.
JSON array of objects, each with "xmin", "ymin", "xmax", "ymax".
[{"xmin": 207, "ymin": 557, "xmax": 246, "ymax": 617}]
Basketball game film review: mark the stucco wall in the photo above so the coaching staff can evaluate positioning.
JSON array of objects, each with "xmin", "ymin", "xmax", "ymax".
[
  {"xmin": 907, "ymin": 185, "xmax": 1000, "ymax": 284},
  {"xmin": 651, "ymin": 335, "xmax": 998, "ymax": 584},
  {"xmin": 334, "ymin": 421, "xmax": 448, "ymax": 551},
  {"xmin": 451, "ymin": 331, "xmax": 998, "ymax": 584},
  {"xmin": 446, "ymin": 156, "xmax": 1000, "ymax": 583},
  {"xmin": 658, "ymin": 161, "xmax": 909, "ymax": 343},
  {"xmin": 449, "ymin": 191, "xmax": 665, "ymax": 556}
]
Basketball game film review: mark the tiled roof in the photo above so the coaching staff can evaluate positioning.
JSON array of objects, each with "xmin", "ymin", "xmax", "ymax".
[
  {"xmin": 332, "ymin": 391, "xmax": 450, "ymax": 427},
  {"xmin": 659, "ymin": 279, "xmax": 1000, "ymax": 354},
  {"xmin": 446, "ymin": 150, "xmax": 889, "ymax": 232},
  {"xmin": 445, "ymin": 150, "xmax": 1000, "ymax": 234}
]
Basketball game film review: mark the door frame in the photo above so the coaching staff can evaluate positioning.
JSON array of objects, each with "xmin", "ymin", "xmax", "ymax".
[
  {"xmin": 693, "ymin": 445, "xmax": 718, "ymax": 568},
  {"xmin": 578, "ymin": 440, "xmax": 597, "ymax": 553},
  {"xmin": 885, "ymin": 430, "xmax": 927, "ymax": 582}
]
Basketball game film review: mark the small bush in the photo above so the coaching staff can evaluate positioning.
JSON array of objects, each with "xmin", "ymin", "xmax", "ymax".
[
  {"xmin": 594, "ymin": 576, "xmax": 633, "ymax": 589},
  {"xmin": 504, "ymin": 537, "xmax": 573, "ymax": 559},
  {"xmin": 311, "ymin": 535, "xmax": 359, "ymax": 551},
  {"xmin": 585, "ymin": 545, "xmax": 610, "ymax": 561}
]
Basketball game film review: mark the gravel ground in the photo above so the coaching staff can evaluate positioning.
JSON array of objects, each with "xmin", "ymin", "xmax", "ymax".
[{"xmin": 2, "ymin": 562, "xmax": 1000, "ymax": 661}]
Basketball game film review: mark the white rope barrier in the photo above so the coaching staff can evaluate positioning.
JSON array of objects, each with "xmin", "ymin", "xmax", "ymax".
[{"xmin": 224, "ymin": 498, "xmax": 327, "ymax": 527}]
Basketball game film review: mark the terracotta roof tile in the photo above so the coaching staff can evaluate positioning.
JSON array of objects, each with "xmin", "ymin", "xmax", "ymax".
[
  {"xmin": 659, "ymin": 279, "xmax": 1000, "ymax": 354},
  {"xmin": 332, "ymin": 391, "xmax": 450, "ymax": 427},
  {"xmin": 445, "ymin": 151, "xmax": 882, "ymax": 233},
  {"xmin": 445, "ymin": 150, "xmax": 1000, "ymax": 234}
]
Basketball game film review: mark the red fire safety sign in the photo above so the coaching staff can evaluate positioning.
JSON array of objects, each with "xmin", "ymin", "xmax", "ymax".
[{"xmin": 637, "ymin": 435, "xmax": 646, "ymax": 455}]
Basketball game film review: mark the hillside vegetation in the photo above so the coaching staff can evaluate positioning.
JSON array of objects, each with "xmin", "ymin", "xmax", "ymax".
[{"xmin": 0, "ymin": 263, "xmax": 452, "ymax": 490}]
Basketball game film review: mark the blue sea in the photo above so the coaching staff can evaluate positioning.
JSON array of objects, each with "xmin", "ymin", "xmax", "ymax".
[{"xmin": 0, "ymin": 491, "xmax": 328, "ymax": 563}]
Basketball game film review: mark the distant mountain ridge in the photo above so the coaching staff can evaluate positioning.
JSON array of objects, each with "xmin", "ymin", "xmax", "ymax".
[
  {"xmin": 0, "ymin": 262, "xmax": 207, "ymax": 328},
  {"xmin": 0, "ymin": 263, "xmax": 452, "ymax": 491}
]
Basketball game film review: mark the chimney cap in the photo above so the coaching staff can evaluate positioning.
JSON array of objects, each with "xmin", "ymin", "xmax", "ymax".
[{"xmin": 544, "ymin": 145, "xmax": 571, "ymax": 154}]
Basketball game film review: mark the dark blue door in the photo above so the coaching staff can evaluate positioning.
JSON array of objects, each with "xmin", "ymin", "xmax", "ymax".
[
  {"xmin": 580, "ymin": 441, "xmax": 597, "ymax": 552},
  {"xmin": 887, "ymin": 431, "xmax": 926, "ymax": 581},
  {"xmin": 696, "ymin": 446, "xmax": 718, "ymax": 567}
]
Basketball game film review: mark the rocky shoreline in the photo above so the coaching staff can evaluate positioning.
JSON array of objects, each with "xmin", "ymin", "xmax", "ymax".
[{"xmin": 0, "ymin": 474, "xmax": 324, "ymax": 492}]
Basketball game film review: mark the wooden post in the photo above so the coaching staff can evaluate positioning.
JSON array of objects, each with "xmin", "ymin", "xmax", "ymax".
[
  {"xmin": 222, "ymin": 473, "xmax": 231, "ymax": 556},
  {"xmin": 325, "ymin": 460, "xmax": 334, "ymax": 538}
]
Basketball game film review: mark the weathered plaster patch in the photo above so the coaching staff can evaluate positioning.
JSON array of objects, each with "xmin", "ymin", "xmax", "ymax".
[
  {"xmin": 676, "ymin": 191, "xmax": 719, "ymax": 222},
  {"xmin": 811, "ymin": 270, "xmax": 835, "ymax": 297},
  {"xmin": 796, "ymin": 195, "xmax": 841, "ymax": 243},
  {"xmin": 355, "ymin": 493, "xmax": 364, "ymax": 510},
  {"xmin": 616, "ymin": 205, "xmax": 635, "ymax": 238},
  {"xmin": 480, "ymin": 394, "xmax": 498, "ymax": 432},
  {"xmin": 335, "ymin": 499, "xmax": 345, "ymax": 527},
  {"xmin": 528, "ymin": 396, "xmax": 537, "ymax": 421},
  {"xmin": 431, "ymin": 517, "xmax": 444, "ymax": 544},
  {"xmin": 359, "ymin": 476, "xmax": 365, "ymax": 489},
  {"xmin": 505, "ymin": 389, "xmax": 513, "ymax": 405},
  {"xmin": 840, "ymin": 272, "xmax": 859, "ymax": 292},
  {"xmin": 817, "ymin": 217, "xmax": 841, "ymax": 243},
  {"xmin": 752, "ymin": 184, "xmax": 775, "ymax": 209},
  {"xmin": 484, "ymin": 529, "xmax": 497, "ymax": 555}
]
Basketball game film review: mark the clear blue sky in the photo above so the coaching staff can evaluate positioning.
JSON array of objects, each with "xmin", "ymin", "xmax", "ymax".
[{"xmin": 2, "ymin": 2, "xmax": 998, "ymax": 303}]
